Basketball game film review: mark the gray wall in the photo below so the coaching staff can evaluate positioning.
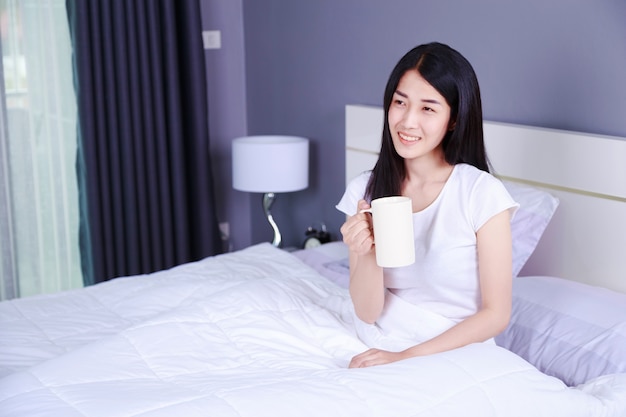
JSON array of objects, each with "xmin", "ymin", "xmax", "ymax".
[
  {"xmin": 200, "ymin": 0, "xmax": 250, "ymax": 251},
  {"xmin": 202, "ymin": 0, "xmax": 626, "ymax": 251}
]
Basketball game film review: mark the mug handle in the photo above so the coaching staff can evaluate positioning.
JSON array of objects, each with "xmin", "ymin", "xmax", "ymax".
[{"xmin": 358, "ymin": 208, "xmax": 374, "ymax": 244}]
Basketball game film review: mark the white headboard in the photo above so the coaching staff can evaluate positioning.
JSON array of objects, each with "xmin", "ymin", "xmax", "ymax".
[{"xmin": 345, "ymin": 104, "xmax": 626, "ymax": 293}]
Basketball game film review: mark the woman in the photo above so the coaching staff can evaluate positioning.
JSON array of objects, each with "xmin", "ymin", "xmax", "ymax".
[{"xmin": 337, "ymin": 42, "xmax": 518, "ymax": 368}]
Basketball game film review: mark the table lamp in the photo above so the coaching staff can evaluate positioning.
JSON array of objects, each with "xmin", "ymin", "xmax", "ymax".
[{"xmin": 232, "ymin": 135, "xmax": 309, "ymax": 247}]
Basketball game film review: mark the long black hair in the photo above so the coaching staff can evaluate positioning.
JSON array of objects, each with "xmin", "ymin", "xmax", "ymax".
[{"xmin": 365, "ymin": 42, "xmax": 489, "ymax": 201}]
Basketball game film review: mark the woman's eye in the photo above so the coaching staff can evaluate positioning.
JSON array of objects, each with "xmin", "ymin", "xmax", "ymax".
[
  {"xmin": 393, "ymin": 99, "xmax": 405, "ymax": 106},
  {"xmin": 423, "ymin": 106, "xmax": 434, "ymax": 112}
]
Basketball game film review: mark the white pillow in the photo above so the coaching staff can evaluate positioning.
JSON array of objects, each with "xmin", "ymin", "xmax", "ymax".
[
  {"xmin": 495, "ymin": 276, "xmax": 626, "ymax": 386},
  {"xmin": 503, "ymin": 181, "xmax": 559, "ymax": 276},
  {"xmin": 292, "ymin": 242, "xmax": 350, "ymax": 288}
]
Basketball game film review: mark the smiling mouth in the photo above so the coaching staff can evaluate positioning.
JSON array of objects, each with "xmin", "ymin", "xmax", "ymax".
[{"xmin": 399, "ymin": 132, "xmax": 420, "ymax": 142}]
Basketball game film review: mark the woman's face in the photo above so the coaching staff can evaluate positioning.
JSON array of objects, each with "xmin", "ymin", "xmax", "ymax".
[{"xmin": 387, "ymin": 70, "xmax": 452, "ymax": 162}]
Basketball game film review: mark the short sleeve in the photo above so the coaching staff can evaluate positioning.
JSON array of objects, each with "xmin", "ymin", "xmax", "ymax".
[
  {"xmin": 336, "ymin": 171, "xmax": 371, "ymax": 216},
  {"xmin": 469, "ymin": 173, "xmax": 519, "ymax": 231}
]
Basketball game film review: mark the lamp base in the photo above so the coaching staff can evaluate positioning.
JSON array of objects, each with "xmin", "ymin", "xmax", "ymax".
[{"xmin": 262, "ymin": 192, "xmax": 282, "ymax": 247}]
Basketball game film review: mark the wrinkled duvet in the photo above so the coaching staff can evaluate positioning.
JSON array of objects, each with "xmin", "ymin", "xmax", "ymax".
[{"xmin": 1, "ymin": 243, "xmax": 625, "ymax": 417}]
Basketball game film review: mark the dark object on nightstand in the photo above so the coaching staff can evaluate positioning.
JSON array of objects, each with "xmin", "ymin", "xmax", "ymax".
[{"xmin": 302, "ymin": 223, "xmax": 331, "ymax": 249}]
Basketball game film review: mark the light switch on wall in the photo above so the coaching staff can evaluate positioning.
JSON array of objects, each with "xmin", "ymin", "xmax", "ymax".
[{"xmin": 202, "ymin": 30, "xmax": 221, "ymax": 49}]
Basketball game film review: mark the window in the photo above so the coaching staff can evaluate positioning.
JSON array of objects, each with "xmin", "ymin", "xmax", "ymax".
[{"xmin": 0, "ymin": 0, "xmax": 82, "ymax": 300}]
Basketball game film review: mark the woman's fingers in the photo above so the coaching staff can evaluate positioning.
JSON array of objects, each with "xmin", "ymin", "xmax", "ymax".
[
  {"xmin": 340, "ymin": 200, "xmax": 374, "ymax": 254},
  {"xmin": 349, "ymin": 348, "xmax": 402, "ymax": 368}
]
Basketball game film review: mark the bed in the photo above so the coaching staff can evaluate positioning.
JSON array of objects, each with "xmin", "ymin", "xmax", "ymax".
[{"xmin": 1, "ymin": 105, "xmax": 625, "ymax": 417}]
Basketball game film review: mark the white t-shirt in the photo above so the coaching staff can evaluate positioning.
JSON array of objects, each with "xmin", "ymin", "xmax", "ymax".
[{"xmin": 336, "ymin": 163, "xmax": 519, "ymax": 324}]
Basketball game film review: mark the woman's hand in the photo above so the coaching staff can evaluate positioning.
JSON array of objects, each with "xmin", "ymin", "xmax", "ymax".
[
  {"xmin": 349, "ymin": 348, "xmax": 407, "ymax": 368},
  {"xmin": 340, "ymin": 199, "xmax": 375, "ymax": 256}
]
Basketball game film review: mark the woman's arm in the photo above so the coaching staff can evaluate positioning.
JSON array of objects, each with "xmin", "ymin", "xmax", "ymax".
[
  {"xmin": 340, "ymin": 199, "xmax": 386, "ymax": 324},
  {"xmin": 349, "ymin": 209, "xmax": 513, "ymax": 367}
]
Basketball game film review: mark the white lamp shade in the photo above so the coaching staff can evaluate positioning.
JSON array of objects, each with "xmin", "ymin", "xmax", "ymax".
[{"xmin": 232, "ymin": 136, "xmax": 309, "ymax": 193}]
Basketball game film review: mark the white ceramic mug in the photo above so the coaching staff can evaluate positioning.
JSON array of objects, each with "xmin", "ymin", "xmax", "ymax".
[{"xmin": 361, "ymin": 196, "xmax": 415, "ymax": 267}]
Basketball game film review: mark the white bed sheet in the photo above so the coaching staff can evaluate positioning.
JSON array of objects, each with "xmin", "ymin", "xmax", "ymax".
[{"xmin": 1, "ymin": 243, "xmax": 625, "ymax": 417}]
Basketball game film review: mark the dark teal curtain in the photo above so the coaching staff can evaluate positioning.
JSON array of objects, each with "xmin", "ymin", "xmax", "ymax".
[{"xmin": 67, "ymin": 0, "xmax": 222, "ymax": 285}]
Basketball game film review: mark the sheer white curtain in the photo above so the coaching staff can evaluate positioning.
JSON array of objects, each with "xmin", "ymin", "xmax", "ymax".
[{"xmin": 0, "ymin": 0, "xmax": 82, "ymax": 300}]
